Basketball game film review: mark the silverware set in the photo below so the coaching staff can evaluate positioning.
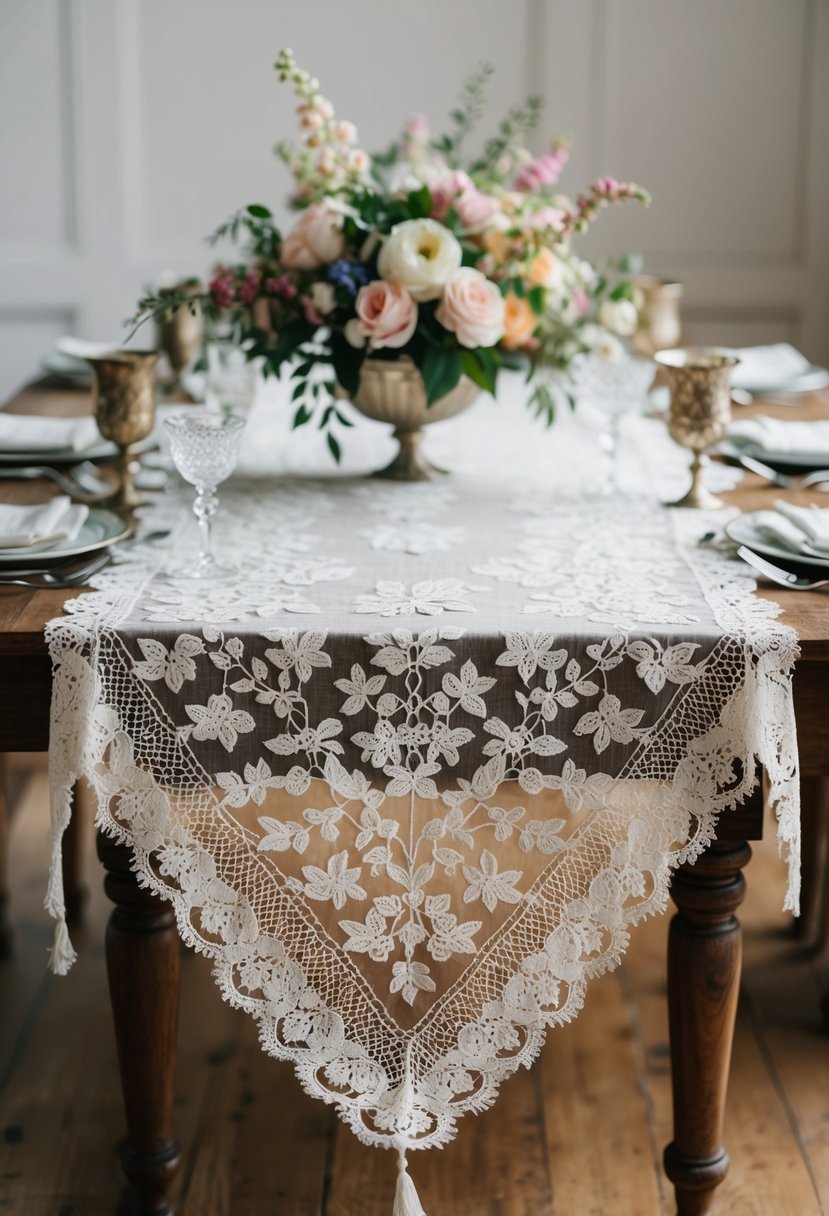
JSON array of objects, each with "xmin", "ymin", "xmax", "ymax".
[
  {"xmin": 736, "ymin": 454, "xmax": 829, "ymax": 490},
  {"xmin": 1, "ymin": 461, "xmax": 114, "ymax": 503},
  {"xmin": 0, "ymin": 552, "xmax": 111, "ymax": 589},
  {"xmin": 736, "ymin": 546, "xmax": 829, "ymax": 591}
]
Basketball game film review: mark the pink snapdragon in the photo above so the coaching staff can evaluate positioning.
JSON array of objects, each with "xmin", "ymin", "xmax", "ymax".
[
  {"xmin": 514, "ymin": 141, "xmax": 570, "ymax": 192},
  {"xmin": 559, "ymin": 177, "xmax": 651, "ymax": 237}
]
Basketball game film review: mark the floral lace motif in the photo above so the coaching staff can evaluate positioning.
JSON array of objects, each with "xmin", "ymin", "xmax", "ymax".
[{"xmin": 45, "ymin": 407, "xmax": 799, "ymax": 1155}]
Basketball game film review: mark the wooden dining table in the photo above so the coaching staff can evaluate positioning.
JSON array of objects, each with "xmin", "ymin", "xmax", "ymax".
[{"xmin": 1, "ymin": 378, "xmax": 827, "ymax": 1216}]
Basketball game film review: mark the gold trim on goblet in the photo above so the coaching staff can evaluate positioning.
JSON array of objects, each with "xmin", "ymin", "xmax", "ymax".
[
  {"xmin": 88, "ymin": 349, "xmax": 159, "ymax": 509},
  {"xmin": 655, "ymin": 347, "xmax": 738, "ymax": 510},
  {"xmin": 348, "ymin": 357, "xmax": 479, "ymax": 481}
]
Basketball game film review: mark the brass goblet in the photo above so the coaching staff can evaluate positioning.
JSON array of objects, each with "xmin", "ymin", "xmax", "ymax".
[
  {"xmin": 88, "ymin": 349, "xmax": 158, "ymax": 509},
  {"xmin": 159, "ymin": 283, "xmax": 203, "ymax": 389},
  {"xmin": 631, "ymin": 277, "xmax": 684, "ymax": 357},
  {"xmin": 655, "ymin": 348, "xmax": 739, "ymax": 510}
]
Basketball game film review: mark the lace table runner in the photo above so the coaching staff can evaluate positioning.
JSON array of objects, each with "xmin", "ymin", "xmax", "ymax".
[{"xmin": 45, "ymin": 384, "xmax": 799, "ymax": 1187}]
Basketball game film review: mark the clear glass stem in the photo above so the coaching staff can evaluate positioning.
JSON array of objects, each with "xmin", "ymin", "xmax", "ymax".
[
  {"xmin": 193, "ymin": 484, "xmax": 218, "ymax": 569},
  {"xmin": 602, "ymin": 414, "xmax": 623, "ymax": 495}
]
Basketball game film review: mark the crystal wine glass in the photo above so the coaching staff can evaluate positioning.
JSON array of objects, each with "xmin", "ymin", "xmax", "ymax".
[
  {"xmin": 164, "ymin": 411, "xmax": 246, "ymax": 579},
  {"xmin": 569, "ymin": 350, "xmax": 655, "ymax": 493},
  {"xmin": 206, "ymin": 337, "xmax": 258, "ymax": 418}
]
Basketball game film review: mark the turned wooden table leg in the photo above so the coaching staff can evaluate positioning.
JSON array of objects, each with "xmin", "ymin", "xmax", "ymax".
[
  {"xmin": 62, "ymin": 778, "xmax": 88, "ymax": 924},
  {"xmin": 795, "ymin": 776, "xmax": 829, "ymax": 943},
  {"xmin": 663, "ymin": 837, "xmax": 751, "ymax": 1216},
  {"xmin": 97, "ymin": 830, "xmax": 181, "ymax": 1215},
  {"xmin": 0, "ymin": 755, "xmax": 11, "ymax": 956}
]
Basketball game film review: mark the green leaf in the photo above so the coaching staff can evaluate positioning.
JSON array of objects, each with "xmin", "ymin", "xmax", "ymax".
[
  {"xmin": 247, "ymin": 203, "xmax": 272, "ymax": 218},
  {"xmin": 609, "ymin": 280, "xmax": 636, "ymax": 302},
  {"xmin": 291, "ymin": 381, "xmax": 306, "ymax": 402},
  {"xmin": 527, "ymin": 285, "xmax": 546, "ymax": 316},
  {"xmin": 460, "ymin": 348, "xmax": 498, "ymax": 396},
  {"xmin": 327, "ymin": 432, "xmax": 342, "ymax": 463},
  {"xmin": 406, "ymin": 184, "xmax": 432, "ymax": 219},
  {"xmin": 292, "ymin": 403, "xmax": 312, "ymax": 429},
  {"xmin": 422, "ymin": 346, "xmax": 463, "ymax": 405}
]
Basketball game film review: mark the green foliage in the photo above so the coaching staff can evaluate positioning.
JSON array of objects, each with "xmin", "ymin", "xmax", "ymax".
[
  {"xmin": 422, "ymin": 346, "xmax": 463, "ymax": 405},
  {"xmin": 460, "ymin": 347, "xmax": 499, "ymax": 395}
]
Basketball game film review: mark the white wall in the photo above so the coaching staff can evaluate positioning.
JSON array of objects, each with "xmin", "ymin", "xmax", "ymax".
[{"xmin": 1, "ymin": 0, "xmax": 827, "ymax": 400}]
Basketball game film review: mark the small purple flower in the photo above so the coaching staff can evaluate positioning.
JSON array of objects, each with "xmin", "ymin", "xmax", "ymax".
[{"xmin": 327, "ymin": 259, "xmax": 369, "ymax": 296}]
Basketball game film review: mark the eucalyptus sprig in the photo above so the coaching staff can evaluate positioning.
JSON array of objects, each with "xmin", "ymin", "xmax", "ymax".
[
  {"xmin": 432, "ymin": 62, "xmax": 495, "ymax": 166},
  {"xmin": 469, "ymin": 94, "xmax": 544, "ymax": 184},
  {"xmin": 209, "ymin": 204, "xmax": 282, "ymax": 259}
]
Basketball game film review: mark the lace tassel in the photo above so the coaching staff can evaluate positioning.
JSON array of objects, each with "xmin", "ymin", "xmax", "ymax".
[
  {"xmin": 393, "ymin": 1150, "xmax": 426, "ymax": 1216},
  {"xmin": 45, "ymin": 778, "xmax": 77, "ymax": 974},
  {"xmin": 48, "ymin": 917, "xmax": 77, "ymax": 975}
]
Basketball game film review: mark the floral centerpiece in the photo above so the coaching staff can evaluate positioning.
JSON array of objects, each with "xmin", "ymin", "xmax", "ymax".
[{"xmin": 133, "ymin": 50, "xmax": 649, "ymax": 464}]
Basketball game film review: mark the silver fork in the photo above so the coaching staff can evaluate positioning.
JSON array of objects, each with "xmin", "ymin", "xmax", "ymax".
[
  {"xmin": 738, "ymin": 454, "xmax": 829, "ymax": 490},
  {"xmin": 737, "ymin": 545, "xmax": 829, "ymax": 590},
  {"xmin": 0, "ymin": 463, "xmax": 113, "ymax": 503},
  {"xmin": 0, "ymin": 552, "xmax": 110, "ymax": 589}
]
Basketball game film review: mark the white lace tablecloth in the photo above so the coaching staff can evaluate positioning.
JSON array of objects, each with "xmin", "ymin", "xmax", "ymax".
[{"xmin": 45, "ymin": 376, "xmax": 799, "ymax": 1187}]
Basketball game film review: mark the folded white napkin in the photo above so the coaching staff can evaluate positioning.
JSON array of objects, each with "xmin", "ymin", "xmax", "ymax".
[
  {"xmin": 729, "ymin": 344, "xmax": 811, "ymax": 392},
  {"xmin": 727, "ymin": 417, "xmax": 829, "ymax": 464},
  {"xmin": 752, "ymin": 499, "xmax": 829, "ymax": 556},
  {"xmin": 0, "ymin": 414, "xmax": 100, "ymax": 455},
  {"xmin": 0, "ymin": 497, "xmax": 89, "ymax": 550}
]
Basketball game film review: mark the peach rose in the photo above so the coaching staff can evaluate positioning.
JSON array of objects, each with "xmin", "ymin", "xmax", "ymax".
[
  {"xmin": 528, "ymin": 248, "xmax": 557, "ymax": 287},
  {"xmin": 349, "ymin": 280, "xmax": 418, "ymax": 350},
  {"xmin": 501, "ymin": 293, "xmax": 537, "ymax": 350},
  {"xmin": 281, "ymin": 202, "xmax": 346, "ymax": 270},
  {"xmin": 435, "ymin": 267, "xmax": 505, "ymax": 349}
]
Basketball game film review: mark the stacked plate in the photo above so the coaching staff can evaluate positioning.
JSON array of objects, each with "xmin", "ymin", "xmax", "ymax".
[
  {"xmin": 0, "ymin": 497, "xmax": 130, "ymax": 569},
  {"xmin": 727, "ymin": 501, "xmax": 829, "ymax": 573}
]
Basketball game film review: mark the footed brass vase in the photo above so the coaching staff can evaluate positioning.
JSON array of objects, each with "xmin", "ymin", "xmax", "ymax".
[
  {"xmin": 348, "ymin": 358, "xmax": 479, "ymax": 481},
  {"xmin": 656, "ymin": 348, "xmax": 738, "ymax": 510},
  {"xmin": 87, "ymin": 350, "xmax": 158, "ymax": 509}
]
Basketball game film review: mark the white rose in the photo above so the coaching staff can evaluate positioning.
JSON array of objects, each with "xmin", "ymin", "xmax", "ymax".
[
  {"xmin": 378, "ymin": 218, "xmax": 462, "ymax": 302},
  {"xmin": 581, "ymin": 325, "xmax": 625, "ymax": 363},
  {"xmin": 598, "ymin": 298, "xmax": 638, "ymax": 337}
]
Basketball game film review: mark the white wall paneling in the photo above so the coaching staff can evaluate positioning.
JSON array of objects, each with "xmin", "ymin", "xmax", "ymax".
[{"xmin": 0, "ymin": 0, "xmax": 826, "ymax": 401}]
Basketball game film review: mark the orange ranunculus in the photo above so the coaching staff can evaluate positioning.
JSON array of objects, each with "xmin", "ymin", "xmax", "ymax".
[
  {"xmin": 482, "ymin": 229, "xmax": 512, "ymax": 263},
  {"xmin": 528, "ymin": 247, "xmax": 556, "ymax": 287},
  {"xmin": 501, "ymin": 292, "xmax": 538, "ymax": 350}
]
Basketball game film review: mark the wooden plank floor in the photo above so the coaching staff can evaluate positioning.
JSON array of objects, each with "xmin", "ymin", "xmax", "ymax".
[{"xmin": 1, "ymin": 760, "xmax": 828, "ymax": 1216}]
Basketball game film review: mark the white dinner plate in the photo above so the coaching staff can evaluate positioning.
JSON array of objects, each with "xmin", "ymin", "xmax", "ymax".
[
  {"xmin": 0, "ymin": 438, "xmax": 121, "ymax": 467},
  {"xmin": 725, "ymin": 512, "xmax": 829, "ymax": 571},
  {"xmin": 734, "ymin": 364, "xmax": 829, "ymax": 397},
  {"xmin": 717, "ymin": 439, "xmax": 829, "ymax": 473},
  {"xmin": 0, "ymin": 508, "xmax": 131, "ymax": 566}
]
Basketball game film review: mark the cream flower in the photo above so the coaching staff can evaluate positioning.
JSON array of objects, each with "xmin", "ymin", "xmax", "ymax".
[
  {"xmin": 378, "ymin": 218, "xmax": 462, "ymax": 302},
  {"xmin": 435, "ymin": 267, "xmax": 505, "ymax": 349},
  {"xmin": 598, "ymin": 298, "xmax": 638, "ymax": 337}
]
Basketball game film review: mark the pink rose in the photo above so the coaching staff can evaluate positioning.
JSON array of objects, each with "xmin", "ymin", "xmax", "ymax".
[
  {"xmin": 281, "ymin": 202, "xmax": 346, "ymax": 270},
  {"xmin": 454, "ymin": 187, "xmax": 500, "ymax": 232},
  {"xmin": 351, "ymin": 280, "xmax": 418, "ymax": 350},
  {"xmin": 429, "ymin": 170, "xmax": 473, "ymax": 220},
  {"xmin": 435, "ymin": 267, "xmax": 505, "ymax": 349}
]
